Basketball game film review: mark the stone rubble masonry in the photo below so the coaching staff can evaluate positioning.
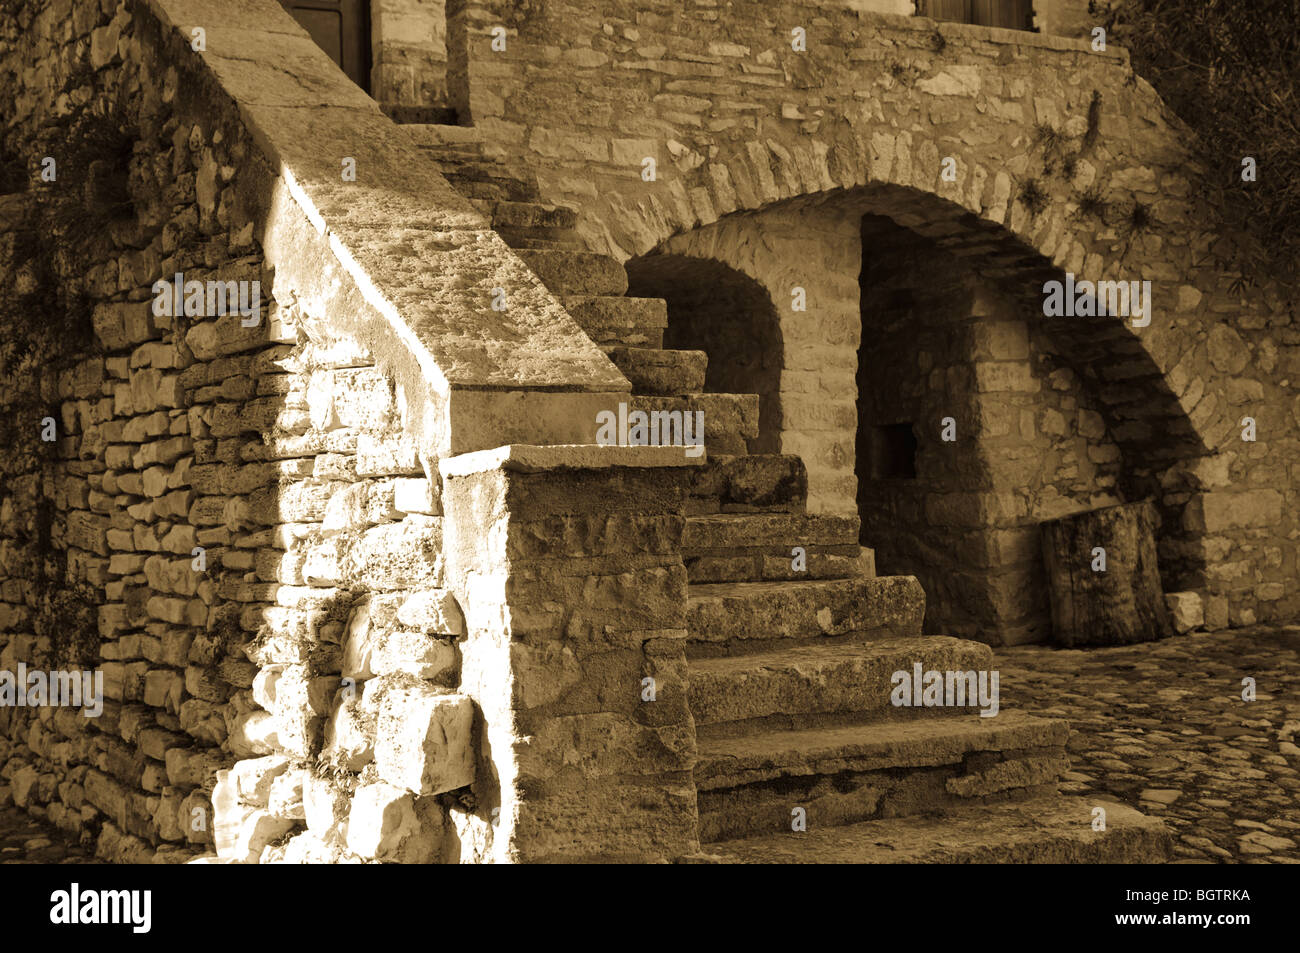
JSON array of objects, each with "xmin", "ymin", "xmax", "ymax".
[
  {"xmin": 145, "ymin": 0, "xmax": 629, "ymax": 457},
  {"xmin": 372, "ymin": 0, "xmax": 450, "ymax": 110},
  {"xmin": 446, "ymin": 0, "xmax": 1297, "ymax": 632},
  {"xmin": 0, "ymin": 0, "xmax": 647, "ymax": 864},
  {"xmin": 440, "ymin": 445, "xmax": 702, "ymax": 862}
]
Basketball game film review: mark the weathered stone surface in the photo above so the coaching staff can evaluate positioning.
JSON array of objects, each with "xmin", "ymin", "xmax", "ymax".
[
  {"xmin": 715, "ymin": 796, "xmax": 1169, "ymax": 864},
  {"xmin": 688, "ymin": 636, "xmax": 994, "ymax": 728},
  {"xmin": 687, "ymin": 576, "xmax": 925, "ymax": 647},
  {"xmin": 373, "ymin": 680, "xmax": 474, "ymax": 795},
  {"xmin": 345, "ymin": 782, "xmax": 446, "ymax": 863},
  {"xmin": 0, "ymin": 0, "xmax": 1292, "ymax": 871},
  {"xmin": 1165, "ymin": 591, "xmax": 1205, "ymax": 634}
]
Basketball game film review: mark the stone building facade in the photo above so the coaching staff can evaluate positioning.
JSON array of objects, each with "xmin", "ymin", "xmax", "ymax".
[{"xmin": 0, "ymin": 0, "xmax": 1290, "ymax": 863}]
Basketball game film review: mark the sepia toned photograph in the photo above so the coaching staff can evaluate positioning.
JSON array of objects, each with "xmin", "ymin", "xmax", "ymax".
[{"xmin": 0, "ymin": 0, "xmax": 1293, "ymax": 918}]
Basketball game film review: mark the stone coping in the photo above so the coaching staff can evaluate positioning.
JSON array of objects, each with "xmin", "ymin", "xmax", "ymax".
[
  {"xmin": 142, "ymin": 0, "xmax": 625, "ymax": 396},
  {"xmin": 860, "ymin": 8, "xmax": 1130, "ymax": 64},
  {"xmin": 440, "ymin": 444, "xmax": 706, "ymax": 477}
]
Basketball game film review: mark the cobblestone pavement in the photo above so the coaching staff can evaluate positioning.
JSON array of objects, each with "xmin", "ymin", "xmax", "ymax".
[
  {"xmin": 999, "ymin": 624, "xmax": 1300, "ymax": 864},
  {"xmin": 0, "ymin": 805, "xmax": 99, "ymax": 864}
]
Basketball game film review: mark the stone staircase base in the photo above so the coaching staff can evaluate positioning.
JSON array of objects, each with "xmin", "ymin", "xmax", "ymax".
[{"xmin": 698, "ymin": 796, "xmax": 1172, "ymax": 863}]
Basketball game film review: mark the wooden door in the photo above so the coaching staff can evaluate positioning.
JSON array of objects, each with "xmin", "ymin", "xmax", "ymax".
[
  {"xmin": 923, "ymin": 0, "xmax": 973, "ymax": 21},
  {"xmin": 971, "ymin": 0, "xmax": 1035, "ymax": 29},
  {"xmin": 923, "ymin": 0, "xmax": 1035, "ymax": 30},
  {"xmin": 279, "ymin": 0, "xmax": 372, "ymax": 92}
]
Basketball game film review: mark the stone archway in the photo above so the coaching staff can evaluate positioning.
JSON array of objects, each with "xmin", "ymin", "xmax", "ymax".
[
  {"xmin": 625, "ymin": 255, "xmax": 784, "ymax": 454},
  {"xmin": 623, "ymin": 182, "xmax": 1214, "ymax": 643}
]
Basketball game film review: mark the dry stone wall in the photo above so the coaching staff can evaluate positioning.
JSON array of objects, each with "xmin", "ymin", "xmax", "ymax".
[
  {"xmin": 0, "ymin": 0, "xmax": 477, "ymax": 864},
  {"xmin": 0, "ymin": 0, "xmax": 666, "ymax": 864}
]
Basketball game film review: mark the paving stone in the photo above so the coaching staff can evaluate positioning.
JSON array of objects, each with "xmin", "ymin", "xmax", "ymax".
[{"xmin": 997, "ymin": 626, "xmax": 1300, "ymax": 864}]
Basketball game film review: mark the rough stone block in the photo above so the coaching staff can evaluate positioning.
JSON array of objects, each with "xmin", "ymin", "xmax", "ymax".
[
  {"xmin": 346, "ymin": 782, "xmax": 446, "ymax": 863},
  {"xmin": 374, "ymin": 680, "xmax": 474, "ymax": 795},
  {"xmin": 1165, "ymin": 591, "xmax": 1204, "ymax": 634}
]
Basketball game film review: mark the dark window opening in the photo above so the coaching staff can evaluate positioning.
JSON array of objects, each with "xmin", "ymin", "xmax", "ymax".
[
  {"xmin": 868, "ymin": 424, "xmax": 918, "ymax": 480},
  {"xmin": 279, "ymin": 0, "xmax": 372, "ymax": 93},
  {"xmin": 918, "ymin": 0, "xmax": 1036, "ymax": 31}
]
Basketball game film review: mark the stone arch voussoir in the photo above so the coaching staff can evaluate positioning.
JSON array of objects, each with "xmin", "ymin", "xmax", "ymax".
[{"xmin": 598, "ymin": 121, "xmax": 1230, "ymax": 466}]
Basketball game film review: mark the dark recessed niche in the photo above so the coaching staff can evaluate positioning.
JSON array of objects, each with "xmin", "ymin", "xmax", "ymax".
[{"xmin": 869, "ymin": 423, "xmax": 918, "ymax": 479}]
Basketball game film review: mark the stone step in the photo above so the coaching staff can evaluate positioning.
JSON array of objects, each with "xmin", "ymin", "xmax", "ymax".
[
  {"xmin": 497, "ymin": 236, "xmax": 577, "ymax": 250},
  {"xmin": 687, "ymin": 454, "xmax": 807, "ymax": 513},
  {"xmin": 605, "ymin": 346, "xmax": 707, "ymax": 397},
  {"xmin": 439, "ymin": 169, "xmax": 535, "ymax": 202},
  {"xmin": 497, "ymin": 227, "xmax": 585, "ymax": 249},
  {"xmin": 686, "ymin": 576, "xmax": 923, "ymax": 656},
  {"xmin": 626, "ymin": 393, "xmax": 758, "ymax": 456},
  {"xmin": 685, "ymin": 512, "xmax": 857, "ymax": 552},
  {"xmin": 488, "ymin": 200, "xmax": 579, "ymax": 231},
  {"xmin": 707, "ymin": 795, "xmax": 1171, "ymax": 863},
  {"xmin": 695, "ymin": 712, "xmax": 1068, "ymax": 842},
  {"xmin": 562, "ymin": 295, "xmax": 667, "ymax": 349},
  {"xmin": 479, "ymin": 199, "xmax": 584, "ymax": 249},
  {"xmin": 682, "ymin": 512, "xmax": 863, "ymax": 582},
  {"xmin": 382, "ymin": 104, "xmax": 460, "ymax": 125},
  {"xmin": 514, "ymin": 248, "xmax": 628, "ymax": 296},
  {"xmin": 399, "ymin": 122, "xmax": 482, "ymax": 149},
  {"xmin": 687, "ymin": 545, "xmax": 875, "ymax": 584},
  {"xmin": 688, "ymin": 635, "xmax": 993, "ymax": 733}
]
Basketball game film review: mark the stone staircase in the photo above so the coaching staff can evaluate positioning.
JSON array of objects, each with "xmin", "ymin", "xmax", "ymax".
[{"xmin": 403, "ymin": 122, "xmax": 1171, "ymax": 863}]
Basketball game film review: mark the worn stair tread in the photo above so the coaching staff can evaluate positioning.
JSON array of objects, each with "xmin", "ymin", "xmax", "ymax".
[
  {"xmin": 687, "ymin": 576, "xmax": 925, "ymax": 647},
  {"xmin": 689, "ymin": 636, "xmax": 993, "ymax": 682},
  {"xmin": 695, "ymin": 710, "xmax": 1067, "ymax": 790},
  {"xmin": 489, "ymin": 200, "xmax": 578, "ymax": 229},
  {"xmin": 562, "ymin": 295, "xmax": 668, "ymax": 328},
  {"xmin": 399, "ymin": 122, "xmax": 484, "ymax": 147},
  {"xmin": 684, "ymin": 512, "xmax": 859, "ymax": 549},
  {"xmin": 514, "ymin": 248, "xmax": 629, "ymax": 295},
  {"xmin": 707, "ymin": 795, "xmax": 1171, "ymax": 864},
  {"xmin": 382, "ymin": 104, "xmax": 460, "ymax": 125},
  {"xmin": 606, "ymin": 346, "xmax": 708, "ymax": 396},
  {"xmin": 688, "ymin": 454, "xmax": 807, "ymax": 511},
  {"xmin": 498, "ymin": 236, "xmax": 575, "ymax": 250},
  {"xmin": 628, "ymin": 394, "xmax": 759, "ymax": 455},
  {"xmin": 688, "ymin": 635, "xmax": 995, "ymax": 728}
]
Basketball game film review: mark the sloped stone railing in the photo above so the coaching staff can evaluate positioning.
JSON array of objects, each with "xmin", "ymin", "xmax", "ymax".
[{"xmin": 143, "ymin": 0, "xmax": 629, "ymax": 459}]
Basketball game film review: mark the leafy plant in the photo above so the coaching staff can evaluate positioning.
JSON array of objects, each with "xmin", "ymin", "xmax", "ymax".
[
  {"xmin": 1127, "ymin": 200, "xmax": 1153, "ymax": 234},
  {"xmin": 1097, "ymin": 0, "xmax": 1300, "ymax": 288},
  {"xmin": 1018, "ymin": 177, "xmax": 1049, "ymax": 216},
  {"xmin": 1076, "ymin": 184, "xmax": 1110, "ymax": 220}
]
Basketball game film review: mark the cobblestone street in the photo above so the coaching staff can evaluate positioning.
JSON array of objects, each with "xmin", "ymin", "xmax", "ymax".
[{"xmin": 1000, "ymin": 625, "xmax": 1300, "ymax": 864}]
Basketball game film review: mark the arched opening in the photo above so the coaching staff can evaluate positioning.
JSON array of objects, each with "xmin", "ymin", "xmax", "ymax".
[
  {"xmin": 854, "ymin": 211, "xmax": 1203, "ymax": 644},
  {"xmin": 615, "ymin": 182, "xmax": 1211, "ymax": 645},
  {"xmin": 625, "ymin": 255, "xmax": 783, "ymax": 454}
]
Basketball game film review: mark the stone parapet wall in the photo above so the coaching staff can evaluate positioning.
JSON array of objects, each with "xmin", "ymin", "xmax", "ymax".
[{"xmin": 440, "ymin": 445, "xmax": 701, "ymax": 862}]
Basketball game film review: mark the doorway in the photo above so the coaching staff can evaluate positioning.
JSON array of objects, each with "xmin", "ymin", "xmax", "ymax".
[
  {"xmin": 920, "ymin": 0, "xmax": 1036, "ymax": 30},
  {"xmin": 279, "ymin": 0, "xmax": 373, "ymax": 92}
]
